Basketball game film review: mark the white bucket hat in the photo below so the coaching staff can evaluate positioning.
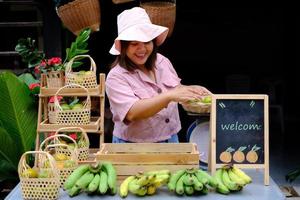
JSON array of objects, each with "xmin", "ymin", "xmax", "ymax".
[{"xmin": 109, "ymin": 7, "xmax": 169, "ymax": 55}]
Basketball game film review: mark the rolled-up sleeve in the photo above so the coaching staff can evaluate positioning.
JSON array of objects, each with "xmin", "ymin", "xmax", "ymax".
[{"xmin": 106, "ymin": 73, "xmax": 138, "ymax": 123}]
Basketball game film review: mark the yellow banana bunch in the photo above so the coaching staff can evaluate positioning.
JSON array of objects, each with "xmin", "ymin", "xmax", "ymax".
[
  {"xmin": 119, "ymin": 169, "xmax": 170, "ymax": 198},
  {"xmin": 213, "ymin": 165, "xmax": 252, "ymax": 195},
  {"xmin": 168, "ymin": 168, "xmax": 216, "ymax": 196}
]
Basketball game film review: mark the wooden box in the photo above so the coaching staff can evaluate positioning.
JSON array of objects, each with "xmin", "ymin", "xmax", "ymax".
[{"xmin": 96, "ymin": 143, "xmax": 200, "ymax": 181}]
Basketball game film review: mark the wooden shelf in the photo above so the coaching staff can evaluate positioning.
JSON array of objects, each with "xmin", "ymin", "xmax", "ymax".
[
  {"xmin": 39, "ymin": 86, "xmax": 104, "ymax": 97},
  {"xmin": 38, "ymin": 117, "xmax": 102, "ymax": 133}
]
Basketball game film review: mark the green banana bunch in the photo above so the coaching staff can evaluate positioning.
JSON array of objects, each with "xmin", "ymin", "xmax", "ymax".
[
  {"xmin": 213, "ymin": 165, "xmax": 252, "ymax": 195},
  {"xmin": 64, "ymin": 162, "xmax": 117, "ymax": 197},
  {"xmin": 168, "ymin": 168, "xmax": 216, "ymax": 196},
  {"xmin": 119, "ymin": 169, "xmax": 170, "ymax": 197}
]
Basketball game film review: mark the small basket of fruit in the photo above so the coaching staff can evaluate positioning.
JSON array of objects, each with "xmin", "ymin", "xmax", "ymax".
[
  {"xmin": 40, "ymin": 134, "xmax": 79, "ymax": 187},
  {"xmin": 181, "ymin": 96, "xmax": 212, "ymax": 114},
  {"xmin": 18, "ymin": 151, "xmax": 60, "ymax": 200},
  {"xmin": 54, "ymin": 84, "xmax": 91, "ymax": 125},
  {"xmin": 55, "ymin": 127, "xmax": 90, "ymax": 161},
  {"xmin": 65, "ymin": 55, "xmax": 97, "ymax": 88}
]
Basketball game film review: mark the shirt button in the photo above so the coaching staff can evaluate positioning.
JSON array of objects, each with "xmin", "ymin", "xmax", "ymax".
[
  {"xmin": 165, "ymin": 118, "xmax": 170, "ymax": 123},
  {"xmin": 157, "ymin": 88, "xmax": 162, "ymax": 93}
]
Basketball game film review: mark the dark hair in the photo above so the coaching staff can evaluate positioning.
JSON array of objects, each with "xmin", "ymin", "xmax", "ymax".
[{"xmin": 110, "ymin": 40, "xmax": 158, "ymax": 71}]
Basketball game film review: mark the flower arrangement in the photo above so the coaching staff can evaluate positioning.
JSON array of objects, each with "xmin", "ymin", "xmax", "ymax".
[{"xmin": 35, "ymin": 57, "xmax": 63, "ymax": 74}]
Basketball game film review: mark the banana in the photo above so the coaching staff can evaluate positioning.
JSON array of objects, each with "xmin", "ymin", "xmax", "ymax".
[
  {"xmin": 175, "ymin": 173, "xmax": 185, "ymax": 195},
  {"xmin": 184, "ymin": 185, "xmax": 194, "ymax": 195},
  {"xmin": 101, "ymin": 162, "xmax": 117, "ymax": 191},
  {"xmin": 231, "ymin": 166, "xmax": 252, "ymax": 184},
  {"xmin": 128, "ymin": 178, "xmax": 142, "ymax": 194},
  {"xmin": 183, "ymin": 173, "xmax": 194, "ymax": 186},
  {"xmin": 147, "ymin": 185, "xmax": 157, "ymax": 195},
  {"xmin": 201, "ymin": 185, "xmax": 209, "ymax": 194},
  {"xmin": 197, "ymin": 169, "xmax": 218, "ymax": 188},
  {"xmin": 222, "ymin": 168, "xmax": 240, "ymax": 191},
  {"xmin": 88, "ymin": 162, "xmax": 102, "ymax": 174},
  {"xmin": 136, "ymin": 175, "xmax": 150, "ymax": 186},
  {"xmin": 191, "ymin": 174, "xmax": 203, "ymax": 191},
  {"xmin": 99, "ymin": 170, "xmax": 108, "ymax": 194},
  {"xmin": 119, "ymin": 176, "xmax": 136, "ymax": 198},
  {"xmin": 67, "ymin": 185, "xmax": 81, "ymax": 197},
  {"xmin": 153, "ymin": 175, "xmax": 169, "ymax": 187},
  {"xmin": 64, "ymin": 164, "xmax": 89, "ymax": 190},
  {"xmin": 228, "ymin": 168, "xmax": 247, "ymax": 186},
  {"xmin": 167, "ymin": 169, "xmax": 185, "ymax": 192},
  {"xmin": 214, "ymin": 168, "xmax": 230, "ymax": 195},
  {"xmin": 87, "ymin": 173, "xmax": 100, "ymax": 193},
  {"xmin": 75, "ymin": 171, "xmax": 94, "ymax": 190},
  {"xmin": 195, "ymin": 170, "xmax": 209, "ymax": 185},
  {"xmin": 136, "ymin": 186, "xmax": 148, "ymax": 196}
]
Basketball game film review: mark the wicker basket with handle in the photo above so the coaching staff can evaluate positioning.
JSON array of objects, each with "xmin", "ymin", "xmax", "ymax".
[
  {"xmin": 55, "ymin": 127, "xmax": 90, "ymax": 161},
  {"xmin": 54, "ymin": 84, "xmax": 91, "ymax": 125},
  {"xmin": 46, "ymin": 71, "xmax": 65, "ymax": 88},
  {"xmin": 65, "ymin": 55, "xmax": 97, "ymax": 89},
  {"xmin": 140, "ymin": 0, "xmax": 176, "ymax": 37},
  {"xmin": 18, "ymin": 151, "xmax": 60, "ymax": 200},
  {"xmin": 56, "ymin": 0, "xmax": 101, "ymax": 35},
  {"xmin": 40, "ymin": 134, "xmax": 79, "ymax": 187}
]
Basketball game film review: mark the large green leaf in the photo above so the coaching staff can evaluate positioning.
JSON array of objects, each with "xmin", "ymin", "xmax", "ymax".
[
  {"xmin": 18, "ymin": 73, "xmax": 39, "ymax": 86},
  {"xmin": 0, "ymin": 127, "xmax": 19, "ymax": 169},
  {"xmin": 0, "ymin": 71, "xmax": 37, "ymax": 154}
]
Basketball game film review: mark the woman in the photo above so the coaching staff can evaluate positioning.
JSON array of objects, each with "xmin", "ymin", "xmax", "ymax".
[{"xmin": 106, "ymin": 7, "xmax": 211, "ymax": 143}]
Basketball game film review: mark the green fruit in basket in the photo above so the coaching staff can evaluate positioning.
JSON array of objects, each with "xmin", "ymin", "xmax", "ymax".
[
  {"xmin": 38, "ymin": 169, "xmax": 50, "ymax": 178},
  {"xmin": 78, "ymin": 70, "xmax": 86, "ymax": 75},
  {"xmin": 85, "ymin": 71, "xmax": 93, "ymax": 76},
  {"xmin": 72, "ymin": 103, "xmax": 84, "ymax": 110},
  {"xmin": 68, "ymin": 143, "xmax": 76, "ymax": 150},
  {"xmin": 54, "ymin": 153, "xmax": 69, "ymax": 161},
  {"xmin": 64, "ymin": 160, "xmax": 76, "ymax": 168},
  {"xmin": 61, "ymin": 103, "xmax": 71, "ymax": 110},
  {"xmin": 201, "ymin": 96, "xmax": 212, "ymax": 104},
  {"xmin": 23, "ymin": 168, "xmax": 38, "ymax": 178}
]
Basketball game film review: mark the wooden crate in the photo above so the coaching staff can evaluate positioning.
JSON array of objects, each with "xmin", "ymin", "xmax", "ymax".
[{"xmin": 96, "ymin": 143, "xmax": 200, "ymax": 182}]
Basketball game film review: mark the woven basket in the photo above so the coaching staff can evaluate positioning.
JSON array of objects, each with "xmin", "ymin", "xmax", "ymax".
[
  {"xmin": 65, "ymin": 55, "xmax": 98, "ymax": 88},
  {"xmin": 112, "ymin": 0, "xmax": 134, "ymax": 4},
  {"xmin": 55, "ymin": 127, "xmax": 90, "ymax": 161},
  {"xmin": 48, "ymin": 102, "xmax": 56, "ymax": 124},
  {"xmin": 18, "ymin": 151, "xmax": 60, "ymax": 200},
  {"xmin": 182, "ymin": 102, "xmax": 211, "ymax": 114},
  {"xmin": 54, "ymin": 84, "xmax": 91, "ymax": 125},
  {"xmin": 40, "ymin": 134, "xmax": 79, "ymax": 187},
  {"xmin": 46, "ymin": 71, "xmax": 65, "ymax": 88},
  {"xmin": 140, "ymin": 0, "xmax": 176, "ymax": 37},
  {"xmin": 57, "ymin": 0, "xmax": 100, "ymax": 35}
]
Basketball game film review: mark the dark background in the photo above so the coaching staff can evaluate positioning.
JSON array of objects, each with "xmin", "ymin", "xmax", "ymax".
[{"xmin": 0, "ymin": 1, "xmax": 298, "ymax": 149}]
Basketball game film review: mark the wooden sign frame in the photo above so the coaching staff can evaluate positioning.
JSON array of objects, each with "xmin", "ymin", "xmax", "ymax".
[{"xmin": 209, "ymin": 94, "xmax": 269, "ymax": 185}]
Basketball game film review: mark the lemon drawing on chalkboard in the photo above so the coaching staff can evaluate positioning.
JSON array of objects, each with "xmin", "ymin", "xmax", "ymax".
[
  {"xmin": 246, "ymin": 144, "xmax": 260, "ymax": 163},
  {"xmin": 233, "ymin": 146, "xmax": 247, "ymax": 163},
  {"xmin": 220, "ymin": 147, "xmax": 235, "ymax": 163}
]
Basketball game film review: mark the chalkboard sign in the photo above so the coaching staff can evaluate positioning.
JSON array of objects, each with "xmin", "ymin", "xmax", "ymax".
[{"xmin": 210, "ymin": 94, "xmax": 269, "ymax": 185}]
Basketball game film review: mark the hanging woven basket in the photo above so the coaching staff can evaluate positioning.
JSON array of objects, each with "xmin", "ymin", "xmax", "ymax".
[
  {"xmin": 57, "ymin": 0, "xmax": 101, "ymax": 35},
  {"xmin": 140, "ymin": 0, "xmax": 176, "ymax": 37}
]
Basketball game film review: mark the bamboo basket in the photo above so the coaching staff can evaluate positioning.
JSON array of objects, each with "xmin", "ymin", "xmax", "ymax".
[
  {"xmin": 140, "ymin": 0, "xmax": 176, "ymax": 37},
  {"xmin": 18, "ymin": 151, "xmax": 60, "ymax": 200},
  {"xmin": 40, "ymin": 134, "xmax": 79, "ymax": 187},
  {"xmin": 181, "ymin": 102, "xmax": 211, "ymax": 114},
  {"xmin": 54, "ymin": 84, "xmax": 91, "ymax": 125},
  {"xmin": 48, "ymin": 102, "xmax": 56, "ymax": 124},
  {"xmin": 55, "ymin": 127, "xmax": 90, "ymax": 161},
  {"xmin": 56, "ymin": 0, "xmax": 101, "ymax": 35},
  {"xmin": 65, "ymin": 55, "xmax": 98, "ymax": 89},
  {"xmin": 45, "ymin": 71, "xmax": 65, "ymax": 88}
]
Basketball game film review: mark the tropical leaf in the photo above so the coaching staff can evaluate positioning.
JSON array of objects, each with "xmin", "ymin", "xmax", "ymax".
[
  {"xmin": 0, "ymin": 71, "xmax": 37, "ymax": 154},
  {"xmin": 0, "ymin": 127, "xmax": 19, "ymax": 170},
  {"xmin": 18, "ymin": 73, "xmax": 39, "ymax": 86}
]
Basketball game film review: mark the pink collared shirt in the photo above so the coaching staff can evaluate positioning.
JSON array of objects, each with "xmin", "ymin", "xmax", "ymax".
[{"xmin": 106, "ymin": 53, "xmax": 182, "ymax": 142}]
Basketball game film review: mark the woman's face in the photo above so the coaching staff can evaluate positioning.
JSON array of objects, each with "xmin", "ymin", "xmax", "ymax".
[{"xmin": 126, "ymin": 41, "xmax": 154, "ymax": 67}]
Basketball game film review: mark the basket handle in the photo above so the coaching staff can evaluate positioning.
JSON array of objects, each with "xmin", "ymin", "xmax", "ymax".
[
  {"xmin": 55, "ymin": 127, "xmax": 89, "ymax": 144},
  {"xmin": 18, "ymin": 151, "xmax": 59, "ymax": 178},
  {"xmin": 43, "ymin": 143, "xmax": 78, "ymax": 161},
  {"xmin": 54, "ymin": 84, "xmax": 91, "ymax": 111},
  {"xmin": 40, "ymin": 134, "xmax": 78, "ymax": 152},
  {"xmin": 65, "ymin": 55, "xmax": 97, "ymax": 74}
]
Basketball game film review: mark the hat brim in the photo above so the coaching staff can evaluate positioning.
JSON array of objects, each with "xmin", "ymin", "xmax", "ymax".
[{"xmin": 109, "ymin": 23, "xmax": 168, "ymax": 55}]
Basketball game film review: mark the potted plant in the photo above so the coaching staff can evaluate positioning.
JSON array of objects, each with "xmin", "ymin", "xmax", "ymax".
[{"xmin": 15, "ymin": 28, "xmax": 91, "ymax": 88}]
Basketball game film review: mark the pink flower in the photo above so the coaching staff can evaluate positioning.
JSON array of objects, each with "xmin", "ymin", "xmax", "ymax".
[
  {"xmin": 49, "ymin": 96, "xmax": 63, "ymax": 103},
  {"xmin": 40, "ymin": 60, "xmax": 47, "ymax": 67},
  {"xmin": 47, "ymin": 57, "xmax": 62, "ymax": 66},
  {"xmin": 29, "ymin": 83, "xmax": 40, "ymax": 90},
  {"xmin": 34, "ymin": 66, "xmax": 40, "ymax": 74}
]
